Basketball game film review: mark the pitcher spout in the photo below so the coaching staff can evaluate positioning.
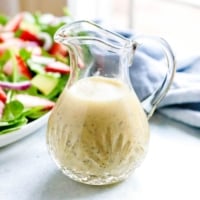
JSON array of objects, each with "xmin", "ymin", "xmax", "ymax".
[
  {"xmin": 54, "ymin": 20, "xmax": 131, "ymax": 50},
  {"xmin": 54, "ymin": 20, "xmax": 135, "ymax": 83}
]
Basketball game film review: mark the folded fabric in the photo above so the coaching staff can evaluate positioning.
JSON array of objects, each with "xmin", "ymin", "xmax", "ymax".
[
  {"xmin": 88, "ymin": 27, "xmax": 200, "ymax": 128},
  {"xmin": 157, "ymin": 56, "xmax": 200, "ymax": 127},
  {"xmin": 128, "ymin": 36, "xmax": 200, "ymax": 128}
]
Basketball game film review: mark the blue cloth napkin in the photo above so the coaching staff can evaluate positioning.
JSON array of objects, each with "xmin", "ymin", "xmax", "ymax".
[
  {"xmin": 117, "ymin": 30, "xmax": 200, "ymax": 128},
  {"xmin": 157, "ymin": 56, "xmax": 200, "ymax": 128},
  {"xmin": 128, "ymin": 34, "xmax": 200, "ymax": 128}
]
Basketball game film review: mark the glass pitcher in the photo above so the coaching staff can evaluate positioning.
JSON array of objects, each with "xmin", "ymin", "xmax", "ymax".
[{"xmin": 46, "ymin": 20, "xmax": 176, "ymax": 185}]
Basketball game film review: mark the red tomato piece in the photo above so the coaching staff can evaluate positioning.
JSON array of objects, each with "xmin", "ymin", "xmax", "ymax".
[
  {"xmin": 15, "ymin": 55, "xmax": 32, "ymax": 79},
  {"xmin": 45, "ymin": 61, "xmax": 70, "ymax": 74},
  {"xmin": 0, "ymin": 87, "xmax": 7, "ymax": 103},
  {"xmin": 49, "ymin": 42, "xmax": 68, "ymax": 57},
  {"xmin": 19, "ymin": 30, "xmax": 43, "ymax": 46}
]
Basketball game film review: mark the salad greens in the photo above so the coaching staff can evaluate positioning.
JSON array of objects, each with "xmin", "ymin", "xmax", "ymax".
[{"xmin": 0, "ymin": 12, "xmax": 72, "ymax": 134}]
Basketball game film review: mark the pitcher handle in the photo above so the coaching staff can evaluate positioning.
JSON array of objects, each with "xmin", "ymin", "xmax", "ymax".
[{"xmin": 133, "ymin": 36, "xmax": 176, "ymax": 119}]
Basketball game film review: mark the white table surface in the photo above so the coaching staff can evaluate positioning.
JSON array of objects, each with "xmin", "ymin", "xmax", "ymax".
[{"xmin": 0, "ymin": 113, "xmax": 200, "ymax": 200}]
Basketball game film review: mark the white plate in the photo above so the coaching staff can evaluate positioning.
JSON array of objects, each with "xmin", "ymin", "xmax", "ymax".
[{"xmin": 0, "ymin": 112, "xmax": 50, "ymax": 147}]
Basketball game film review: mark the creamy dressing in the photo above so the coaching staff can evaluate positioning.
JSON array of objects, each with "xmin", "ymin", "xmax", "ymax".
[{"xmin": 47, "ymin": 76, "xmax": 149, "ymax": 185}]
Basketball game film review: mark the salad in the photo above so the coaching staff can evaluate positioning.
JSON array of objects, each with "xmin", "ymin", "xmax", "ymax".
[{"xmin": 0, "ymin": 12, "xmax": 72, "ymax": 134}]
